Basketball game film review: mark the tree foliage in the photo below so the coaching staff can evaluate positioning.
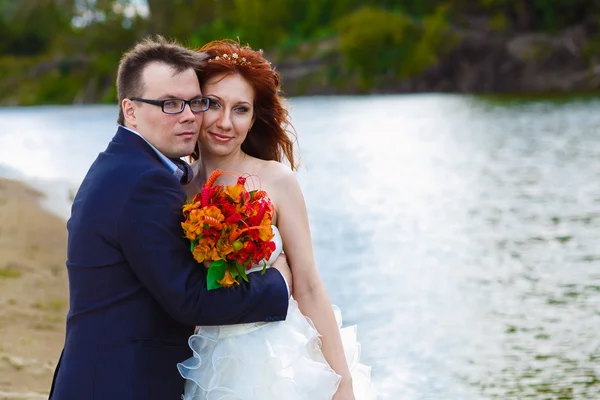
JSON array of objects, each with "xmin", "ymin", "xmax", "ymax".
[{"xmin": 1, "ymin": 0, "xmax": 599, "ymax": 103}]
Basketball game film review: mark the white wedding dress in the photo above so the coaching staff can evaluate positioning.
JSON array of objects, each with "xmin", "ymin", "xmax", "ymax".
[{"xmin": 177, "ymin": 226, "xmax": 376, "ymax": 399}]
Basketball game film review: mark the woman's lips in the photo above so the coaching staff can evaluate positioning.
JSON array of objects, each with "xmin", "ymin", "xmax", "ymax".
[{"xmin": 210, "ymin": 132, "xmax": 233, "ymax": 142}]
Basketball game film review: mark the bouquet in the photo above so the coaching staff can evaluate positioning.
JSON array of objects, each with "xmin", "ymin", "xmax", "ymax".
[{"xmin": 181, "ymin": 169, "xmax": 276, "ymax": 290}]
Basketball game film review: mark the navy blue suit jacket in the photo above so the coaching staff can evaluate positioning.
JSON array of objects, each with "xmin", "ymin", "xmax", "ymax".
[{"xmin": 49, "ymin": 127, "xmax": 288, "ymax": 399}]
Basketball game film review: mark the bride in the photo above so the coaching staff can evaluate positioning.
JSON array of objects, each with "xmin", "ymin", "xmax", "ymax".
[{"xmin": 179, "ymin": 39, "xmax": 376, "ymax": 399}]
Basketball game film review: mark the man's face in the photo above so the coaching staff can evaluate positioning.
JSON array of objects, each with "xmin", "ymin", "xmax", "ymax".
[{"xmin": 122, "ymin": 62, "xmax": 202, "ymax": 158}]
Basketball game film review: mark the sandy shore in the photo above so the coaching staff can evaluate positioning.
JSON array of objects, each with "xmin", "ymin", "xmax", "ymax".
[{"xmin": 0, "ymin": 179, "xmax": 68, "ymax": 399}]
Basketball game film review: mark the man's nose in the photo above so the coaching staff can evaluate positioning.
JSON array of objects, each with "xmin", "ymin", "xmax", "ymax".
[{"xmin": 179, "ymin": 103, "xmax": 196, "ymax": 121}]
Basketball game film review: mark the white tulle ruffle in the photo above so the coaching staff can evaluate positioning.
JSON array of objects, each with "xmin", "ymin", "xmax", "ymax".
[{"xmin": 177, "ymin": 298, "xmax": 376, "ymax": 399}]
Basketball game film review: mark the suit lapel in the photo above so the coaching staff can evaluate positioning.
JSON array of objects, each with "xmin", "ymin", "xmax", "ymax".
[{"xmin": 110, "ymin": 126, "xmax": 163, "ymax": 163}]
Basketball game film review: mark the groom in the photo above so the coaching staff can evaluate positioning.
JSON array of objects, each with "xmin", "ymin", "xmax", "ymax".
[{"xmin": 49, "ymin": 36, "xmax": 292, "ymax": 399}]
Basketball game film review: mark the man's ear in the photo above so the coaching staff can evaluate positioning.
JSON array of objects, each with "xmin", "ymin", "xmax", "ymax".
[{"xmin": 122, "ymin": 98, "xmax": 137, "ymax": 128}]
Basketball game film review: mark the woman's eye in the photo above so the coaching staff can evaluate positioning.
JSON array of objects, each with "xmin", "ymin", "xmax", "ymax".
[
  {"xmin": 208, "ymin": 99, "xmax": 220, "ymax": 108},
  {"xmin": 235, "ymin": 107, "xmax": 249, "ymax": 113}
]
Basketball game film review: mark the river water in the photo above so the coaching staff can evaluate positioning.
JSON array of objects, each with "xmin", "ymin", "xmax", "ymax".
[{"xmin": 1, "ymin": 95, "xmax": 599, "ymax": 399}]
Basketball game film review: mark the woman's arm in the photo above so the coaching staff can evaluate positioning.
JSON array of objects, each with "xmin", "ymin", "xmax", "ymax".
[{"xmin": 275, "ymin": 168, "xmax": 354, "ymax": 395}]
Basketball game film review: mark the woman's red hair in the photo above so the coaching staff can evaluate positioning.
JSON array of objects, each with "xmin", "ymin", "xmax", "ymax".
[{"xmin": 192, "ymin": 39, "xmax": 297, "ymax": 170}]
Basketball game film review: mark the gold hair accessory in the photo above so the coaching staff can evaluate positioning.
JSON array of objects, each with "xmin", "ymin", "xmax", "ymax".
[{"xmin": 208, "ymin": 52, "xmax": 250, "ymax": 65}]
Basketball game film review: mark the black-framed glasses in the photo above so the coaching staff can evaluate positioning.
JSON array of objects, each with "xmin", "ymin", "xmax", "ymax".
[{"xmin": 130, "ymin": 97, "xmax": 210, "ymax": 114}]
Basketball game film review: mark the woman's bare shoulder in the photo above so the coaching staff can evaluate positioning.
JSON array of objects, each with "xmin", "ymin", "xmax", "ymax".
[{"xmin": 253, "ymin": 159, "xmax": 296, "ymax": 186}]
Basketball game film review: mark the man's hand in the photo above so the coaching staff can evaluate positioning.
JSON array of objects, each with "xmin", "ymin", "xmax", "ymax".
[{"xmin": 271, "ymin": 252, "xmax": 292, "ymax": 296}]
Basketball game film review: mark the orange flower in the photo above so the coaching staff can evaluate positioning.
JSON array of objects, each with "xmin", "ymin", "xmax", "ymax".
[
  {"xmin": 199, "ymin": 205, "xmax": 225, "ymax": 224},
  {"xmin": 217, "ymin": 239, "xmax": 234, "ymax": 259},
  {"xmin": 217, "ymin": 270, "xmax": 238, "ymax": 288},
  {"xmin": 228, "ymin": 227, "xmax": 244, "ymax": 243},
  {"xmin": 192, "ymin": 240, "xmax": 220, "ymax": 263}
]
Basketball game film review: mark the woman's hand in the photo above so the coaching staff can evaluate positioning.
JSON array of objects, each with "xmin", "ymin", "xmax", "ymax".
[{"xmin": 333, "ymin": 378, "xmax": 355, "ymax": 400}]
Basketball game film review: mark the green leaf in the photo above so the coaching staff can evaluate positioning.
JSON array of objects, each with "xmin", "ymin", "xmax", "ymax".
[
  {"xmin": 260, "ymin": 260, "xmax": 268, "ymax": 275},
  {"xmin": 236, "ymin": 261, "xmax": 249, "ymax": 283},
  {"xmin": 190, "ymin": 242, "xmax": 195, "ymax": 252},
  {"xmin": 206, "ymin": 260, "xmax": 227, "ymax": 290}
]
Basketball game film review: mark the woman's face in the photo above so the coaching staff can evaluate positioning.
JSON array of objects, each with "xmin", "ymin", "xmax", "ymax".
[{"xmin": 198, "ymin": 73, "xmax": 255, "ymax": 158}]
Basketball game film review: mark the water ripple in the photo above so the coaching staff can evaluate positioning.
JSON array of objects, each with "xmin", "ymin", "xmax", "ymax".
[{"xmin": 1, "ymin": 96, "xmax": 600, "ymax": 398}]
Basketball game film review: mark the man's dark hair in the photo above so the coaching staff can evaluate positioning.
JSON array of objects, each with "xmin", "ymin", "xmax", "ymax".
[{"xmin": 116, "ymin": 35, "xmax": 207, "ymax": 125}]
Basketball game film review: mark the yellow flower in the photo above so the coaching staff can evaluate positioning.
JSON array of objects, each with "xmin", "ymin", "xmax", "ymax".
[
  {"xmin": 217, "ymin": 270, "xmax": 238, "ymax": 288},
  {"xmin": 181, "ymin": 221, "xmax": 201, "ymax": 241},
  {"xmin": 225, "ymin": 183, "xmax": 245, "ymax": 203},
  {"xmin": 259, "ymin": 227, "xmax": 274, "ymax": 242},
  {"xmin": 258, "ymin": 212, "xmax": 274, "ymax": 241},
  {"xmin": 182, "ymin": 201, "xmax": 201, "ymax": 214}
]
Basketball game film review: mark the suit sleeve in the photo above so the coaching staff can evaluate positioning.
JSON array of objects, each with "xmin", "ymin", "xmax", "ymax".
[{"xmin": 118, "ymin": 168, "xmax": 289, "ymax": 326}]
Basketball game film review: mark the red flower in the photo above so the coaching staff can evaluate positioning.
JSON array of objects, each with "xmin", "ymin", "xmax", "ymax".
[{"xmin": 225, "ymin": 212, "xmax": 242, "ymax": 224}]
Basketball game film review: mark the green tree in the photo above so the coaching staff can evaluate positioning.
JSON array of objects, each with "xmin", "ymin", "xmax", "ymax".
[
  {"xmin": 336, "ymin": 6, "xmax": 455, "ymax": 90},
  {"xmin": 0, "ymin": 0, "xmax": 73, "ymax": 55}
]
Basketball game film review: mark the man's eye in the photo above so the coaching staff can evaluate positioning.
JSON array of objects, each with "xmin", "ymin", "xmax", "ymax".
[{"xmin": 163, "ymin": 100, "xmax": 178, "ymax": 108}]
